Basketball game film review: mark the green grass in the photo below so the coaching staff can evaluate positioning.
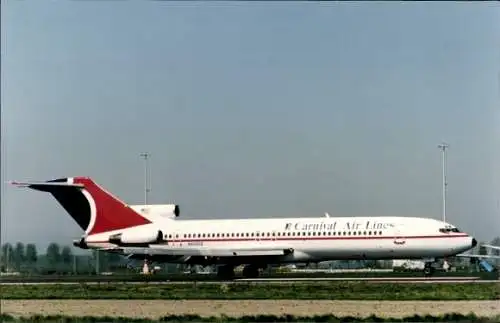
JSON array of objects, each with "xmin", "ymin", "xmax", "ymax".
[
  {"xmin": 1, "ymin": 313, "xmax": 499, "ymax": 323},
  {"xmin": 2, "ymin": 281, "xmax": 499, "ymax": 300},
  {"xmin": 1, "ymin": 270, "xmax": 496, "ymax": 283}
]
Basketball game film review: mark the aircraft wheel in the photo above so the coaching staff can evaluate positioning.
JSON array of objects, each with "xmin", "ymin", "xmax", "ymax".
[
  {"xmin": 216, "ymin": 265, "xmax": 235, "ymax": 280},
  {"xmin": 242, "ymin": 265, "xmax": 260, "ymax": 278},
  {"xmin": 423, "ymin": 263, "xmax": 435, "ymax": 277}
]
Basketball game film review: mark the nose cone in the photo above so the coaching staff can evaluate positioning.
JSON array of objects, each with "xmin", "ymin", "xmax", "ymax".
[{"xmin": 471, "ymin": 238, "xmax": 477, "ymax": 248}]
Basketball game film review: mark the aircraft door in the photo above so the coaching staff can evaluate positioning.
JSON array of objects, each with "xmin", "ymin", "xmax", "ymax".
[{"xmin": 392, "ymin": 225, "xmax": 406, "ymax": 255}]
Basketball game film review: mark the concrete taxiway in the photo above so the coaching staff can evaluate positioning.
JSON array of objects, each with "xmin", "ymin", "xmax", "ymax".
[{"xmin": 1, "ymin": 276, "xmax": 497, "ymax": 285}]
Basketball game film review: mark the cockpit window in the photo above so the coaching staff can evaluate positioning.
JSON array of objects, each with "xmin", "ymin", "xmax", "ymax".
[{"xmin": 439, "ymin": 227, "xmax": 460, "ymax": 233}]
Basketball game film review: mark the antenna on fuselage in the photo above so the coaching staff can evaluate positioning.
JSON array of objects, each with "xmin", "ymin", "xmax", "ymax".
[{"xmin": 324, "ymin": 212, "xmax": 330, "ymax": 218}]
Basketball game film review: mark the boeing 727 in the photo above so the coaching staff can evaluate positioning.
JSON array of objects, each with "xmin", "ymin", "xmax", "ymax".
[{"xmin": 10, "ymin": 176, "xmax": 480, "ymax": 278}]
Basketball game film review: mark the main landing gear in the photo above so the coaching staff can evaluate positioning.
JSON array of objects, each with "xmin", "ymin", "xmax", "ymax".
[
  {"xmin": 242, "ymin": 265, "xmax": 260, "ymax": 278},
  {"xmin": 216, "ymin": 265, "xmax": 235, "ymax": 280},
  {"xmin": 216, "ymin": 264, "xmax": 262, "ymax": 279},
  {"xmin": 423, "ymin": 262, "xmax": 436, "ymax": 277}
]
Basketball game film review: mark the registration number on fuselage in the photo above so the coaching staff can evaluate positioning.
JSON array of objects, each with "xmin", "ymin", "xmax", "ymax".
[{"xmin": 187, "ymin": 241, "xmax": 204, "ymax": 246}]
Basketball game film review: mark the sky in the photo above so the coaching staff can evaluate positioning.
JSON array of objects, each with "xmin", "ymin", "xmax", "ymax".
[{"xmin": 1, "ymin": 2, "xmax": 499, "ymax": 251}]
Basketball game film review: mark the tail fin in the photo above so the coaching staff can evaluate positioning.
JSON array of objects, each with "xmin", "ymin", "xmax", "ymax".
[{"xmin": 9, "ymin": 177, "xmax": 151, "ymax": 235}]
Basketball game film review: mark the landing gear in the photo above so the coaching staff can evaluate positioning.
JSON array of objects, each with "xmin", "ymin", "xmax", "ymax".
[
  {"xmin": 242, "ymin": 265, "xmax": 260, "ymax": 278},
  {"xmin": 423, "ymin": 262, "xmax": 435, "ymax": 277},
  {"xmin": 216, "ymin": 264, "xmax": 235, "ymax": 280}
]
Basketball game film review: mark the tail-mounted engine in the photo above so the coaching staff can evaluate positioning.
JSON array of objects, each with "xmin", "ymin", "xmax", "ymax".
[
  {"xmin": 130, "ymin": 204, "xmax": 180, "ymax": 219},
  {"xmin": 108, "ymin": 226, "xmax": 164, "ymax": 246}
]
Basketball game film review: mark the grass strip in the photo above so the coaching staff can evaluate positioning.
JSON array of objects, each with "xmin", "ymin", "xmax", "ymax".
[
  {"xmin": 1, "ymin": 313, "xmax": 499, "ymax": 323},
  {"xmin": 2, "ymin": 281, "xmax": 499, "ymax": 300},
  {"xmin": 1, "ymin": 270, "xmax": 496, "ymax": 283}
]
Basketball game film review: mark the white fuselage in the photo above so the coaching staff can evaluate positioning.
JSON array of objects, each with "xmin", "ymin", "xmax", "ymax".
[{"xmin": 85, "ymin": 216, "xmax": 475, "ymax": 265}]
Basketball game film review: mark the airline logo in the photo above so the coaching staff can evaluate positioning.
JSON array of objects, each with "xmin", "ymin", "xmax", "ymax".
[{"xmin": 284, "ymin": 220, "xmax": 395, "ymax": 231}]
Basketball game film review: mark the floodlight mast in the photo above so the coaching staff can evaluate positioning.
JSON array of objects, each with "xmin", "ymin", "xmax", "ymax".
[
  {"xmin": 437, "ymin": 143, "xmax": 449, "ymax": 223},
  {"xmin": 140, "ymin": 152, "xmax": 151, "ymax": 205}
]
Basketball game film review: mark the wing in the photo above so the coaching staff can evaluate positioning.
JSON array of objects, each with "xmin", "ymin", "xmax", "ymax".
[
  {"xmin": 455, "ymin": 253, "xmax": 500, "ymax": 260},
  {"xmin": 482, "ymin": 244, "xmax": 500, "ymax": 251},
  {"xmin": 116, "ymin": 245, "xmax": 294, "ymax": 257}
]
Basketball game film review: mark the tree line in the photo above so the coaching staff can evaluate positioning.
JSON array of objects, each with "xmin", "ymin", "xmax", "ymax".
[{"xmin": 0, "ymin": 242, "xmax": 125, "ymax": 274}]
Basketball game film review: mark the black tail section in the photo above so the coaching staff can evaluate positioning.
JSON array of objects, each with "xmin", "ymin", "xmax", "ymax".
[{"xmin": 17, "ymin": 179, "xmax": 91, "ymax": 232}]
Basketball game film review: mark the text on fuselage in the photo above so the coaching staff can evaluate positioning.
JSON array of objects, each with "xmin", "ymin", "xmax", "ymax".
[{"xmin": 285, "ymin": 220, "xmax": 394, "ymax": 231}]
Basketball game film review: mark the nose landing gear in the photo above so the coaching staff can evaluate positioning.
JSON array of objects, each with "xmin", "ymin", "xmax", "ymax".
[
  {"xmin": 242, "ymin": 265, "xmax": 260, "ymax": 278},
  {"xmin": 423, "ymin": 262, "xmax": 435, "ymax": 276}
]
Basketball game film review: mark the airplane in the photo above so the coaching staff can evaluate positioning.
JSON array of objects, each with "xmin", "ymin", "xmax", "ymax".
[{"xmin": 9, "ymin": 176, "xmax": 482, "ymax": 278}]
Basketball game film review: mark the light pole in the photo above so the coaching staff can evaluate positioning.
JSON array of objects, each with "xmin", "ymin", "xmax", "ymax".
[
  {"xmin": 140, "ymin": 152, "xmax": 151, "ymax": 205},
  {"xmin": 437, "ymin": 142, "xmax": 449, "ymax": 223}
]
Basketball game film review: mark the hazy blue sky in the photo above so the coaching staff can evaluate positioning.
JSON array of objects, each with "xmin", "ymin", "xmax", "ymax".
[{"xmin": 2, "ymin": 2, "xmax": 499, "ymax": 251}]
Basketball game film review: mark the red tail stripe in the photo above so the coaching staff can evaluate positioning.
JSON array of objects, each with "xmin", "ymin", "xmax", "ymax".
[{"xmin": 74, "ymin": 177, "xmax": 151, "ymax": 235}]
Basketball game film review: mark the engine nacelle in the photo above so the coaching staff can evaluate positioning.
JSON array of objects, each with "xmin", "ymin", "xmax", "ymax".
[
  {"xmin": 109, "ymin": 226, "xmax": 163, "ymax": 245},
  {"xmin": 130, "ymin": 204, "xmax": 180, "ymax": 219}
]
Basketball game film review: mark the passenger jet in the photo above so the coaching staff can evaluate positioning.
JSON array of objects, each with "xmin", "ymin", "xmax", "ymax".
[{"xmin": 10, "ymin": 176, "xmax": 482, "ymax": 278}]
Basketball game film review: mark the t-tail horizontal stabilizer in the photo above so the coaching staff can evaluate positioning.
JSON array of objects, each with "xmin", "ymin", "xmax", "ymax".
[{"xmin": 9, "ymin": 176, "xmax": 152, "ymax": 235}]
